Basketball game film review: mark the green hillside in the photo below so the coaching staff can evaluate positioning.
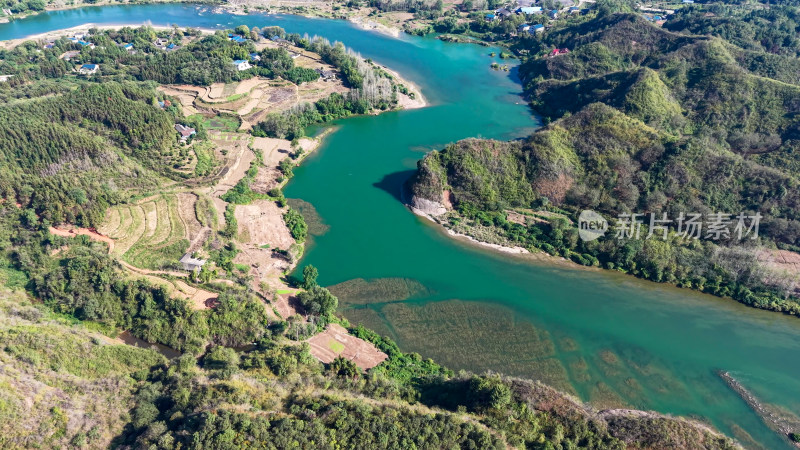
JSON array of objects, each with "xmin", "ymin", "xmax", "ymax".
[{"xmin": 410, "ymin": 12, "xmax": 800, "ymax": 315}]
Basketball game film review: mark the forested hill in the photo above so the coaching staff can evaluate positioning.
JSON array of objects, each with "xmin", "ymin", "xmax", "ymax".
[
  {"xmin": 0, "ymin": 283, "xmax": 737, "ymax": 448},
  {"xmin": 0, "ymin": 82, "xmax": 173, "ymax": 226},
  {"xmin": 409, "ymin": 12, "xmax": 800, "ymax": 315}
]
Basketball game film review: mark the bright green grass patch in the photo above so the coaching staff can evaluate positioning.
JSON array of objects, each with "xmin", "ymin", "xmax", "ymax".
[
  {"xmin": 0, "ymin": 266, "xmax": 27, "ymax": 289},
  {"xmin": 328, "ymin": 341, "xmax": 345, "ymax": 354},
  {"xmin": 195, "ymin": 113, "xmax": 241, "ymax": 133},
  {"xmin": 193, "ymin": 141, "xmax": 217, "ymax": 177},
  {"xmin": 225, "ymin": 92, "xmax": 247, "ymax": 102}
]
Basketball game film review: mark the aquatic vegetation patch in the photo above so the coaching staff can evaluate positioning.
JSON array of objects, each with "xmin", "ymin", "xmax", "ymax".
[{"xmin": 329, "ymin": 277, "xmax": 431, "ymax": 305}]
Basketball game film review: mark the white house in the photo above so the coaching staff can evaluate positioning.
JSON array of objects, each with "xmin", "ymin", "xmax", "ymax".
[
  {"xmin": 233, "ymin": 59, "xmax": 252, "ymax": 71},
  {"xmin": 179, "ymin": 253, "xmax": 206, "ymax": 272}
]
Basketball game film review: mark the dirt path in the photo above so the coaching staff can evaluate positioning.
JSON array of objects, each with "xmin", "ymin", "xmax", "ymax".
[{"xmin": 49, "ymin": 226, "xmax": 115, "ymax": 252}]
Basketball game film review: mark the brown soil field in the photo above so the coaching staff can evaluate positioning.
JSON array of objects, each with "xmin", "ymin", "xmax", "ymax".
[
  {"xmin": 306, "ymin": 323, "xmax": 388, "ymax": 370},
  {"xmin": 274, "ymin": 292, "xmax": 300, "ymax": 319},
  {"xmin": 757, "ymin": 249, "xmax": 800, "ymax": 295},
  {"xmin": 234, "ymin": 200, "xmax": 294, "ymax": 249},
  {"xmin": 209, "ymin": 133, "xmax": 255, "ymax": 198},
  {"xmin": 175, "ymin": 192, "xmax": 210, "ymax": 253},
  {"xmin": 208, "ymin": 82, "xmax": 225, "ymax": 100},
  {"xmin": 232, "ymin": 244, "xmax": 293, "ymax": 294},
  {"xmin": 250, "ymin": 136, "xmax": 292, "ymax": 193}
]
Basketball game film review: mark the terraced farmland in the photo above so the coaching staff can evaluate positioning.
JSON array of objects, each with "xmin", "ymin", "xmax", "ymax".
[{"xmin": 99, "ymin": 194, "xmax": 190, "ymax": 271}]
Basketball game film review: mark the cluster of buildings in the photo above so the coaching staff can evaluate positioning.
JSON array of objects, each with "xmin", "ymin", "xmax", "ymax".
[
  {"xmin": 68, "ymin": 34, "xmax": 95, "ymax": 49},
  {"xmin": 228, "ymin": 33, "xmax": 249, "ymax": 44},
  {"xmin": 154, "ymin": 38, "xmax": 179, "ymax": 51},
  {"xmin": 486, "ymin": 0, "xmax": 582, "ymax": 22},
  {"xmin": 486, "ymin": 0, "xmax": 587, "ymax": 37}
]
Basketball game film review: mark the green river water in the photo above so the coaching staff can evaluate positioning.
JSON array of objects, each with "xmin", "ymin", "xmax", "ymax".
[{"xmin": 3, "ymin": 5, "xmax": 800, "ymax": 447}]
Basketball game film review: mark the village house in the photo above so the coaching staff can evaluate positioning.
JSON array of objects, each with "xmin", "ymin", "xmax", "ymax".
[
  {"xmin": 60, "ymin": 50, "xmax": 80, "ymax": 60},
  {"xmin": 158, "ymin": 99, "xmax": 172, "ymax": 109},
  {"xmin": 530, "ymin": 24, "xmax": 545, "ymax": 33},
  {"xmin": 569, "ymin": 6, "xmax": 580, "ymax": 14},
  {"xmin": 548, "ymin": 9, "xmax": 559, "ymax": 19},
  {"xmin": 495, "ymin": 8, "xmax": 513, "ymax": 19},
  {"xmin": 79, "ymin": 64, "xmax": 99, "ymax": 75},
  {"xmin": 249, "ymin": 52, "xmax": 261, "ymax": 61},
  {"xmin": 153, "ymin": 38, "xmax": 169, "ymax": 49},
  {"xmin": 120, "ymin": 42, "xmax": 137, "ymax": 54},
  {"xmin": 485, "ymin": 13, "xmax": 496, "ymax": 21},
  {"xmin": 179, "ymin": 253, "xmax": 206, "ymax": 272},
  {"xmin": 175, "ymin": 124, "xmax": 196, "ymax": 141},
  {"xmin": 70, "ymin": 38, "xmax": 95, "ymax": 49},
  {"xmin": 316, "ymin": 68, "xmax": 336, "ymax": 81},
  {"xmin": 550, "ymin": 48, "xmax": 570, "ymax": 57},
  {"xmin": 517, "ymin": 6, "xmax": 542, "ymax": 14},
  {"xmin": 228, "ymin": 34, "xmax": 248, "ymax": 43},
  {"xmin": 233, "ymin": 59, "xmax": 252, "ymax": 71},
  {"xmin": 518, "ymin": 23, "xmax": 531, "ymax": 33},
  {"xmin": 269, "ymin": 35, "xmax": 292, "ymax": 46}
]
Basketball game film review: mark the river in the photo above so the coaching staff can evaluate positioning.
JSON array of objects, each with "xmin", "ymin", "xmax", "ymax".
[{"xmin": 3, "ymin": 5, "xmax": 799, "ymax": 448}]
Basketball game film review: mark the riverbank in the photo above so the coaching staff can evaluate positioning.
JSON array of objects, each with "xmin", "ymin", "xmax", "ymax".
[
  {"xmin": 379, "ymin": 64, "xmax": 427, "ymax": 110},
  {"xmin": 0, "ymin": 22, "xmax": 217, "ymax": 49},
  {"xmin": 1, "ymin": 0, "xmax": 209, "ymax": 22},
  {"xmin": 2, "ymin": 20, "xmax": 427, "ymax": 111}
]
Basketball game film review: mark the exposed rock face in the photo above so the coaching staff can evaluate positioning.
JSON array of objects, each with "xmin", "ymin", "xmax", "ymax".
[{"xmin": 409, "ymin": 194, "xmax": 447, "ymax": 217}]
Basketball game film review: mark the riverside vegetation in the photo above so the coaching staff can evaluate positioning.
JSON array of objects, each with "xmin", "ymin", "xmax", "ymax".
[
  {"xmin": 409, "ymin": 3, "xmax": 800, "ymax": 319},
  {"xmin": 0, "ymin": 20, "xmax": 741, "ymax": 449}
]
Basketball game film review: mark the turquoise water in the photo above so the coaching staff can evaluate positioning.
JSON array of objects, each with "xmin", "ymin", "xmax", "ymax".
[{"xmin": 4, "ymin": 5, "xmax": 800, "ymax": 447}]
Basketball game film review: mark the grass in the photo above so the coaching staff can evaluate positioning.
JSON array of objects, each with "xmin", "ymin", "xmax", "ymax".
[
  {"xmin": 110, "ymin": 204, "xmax": 146, "ymax": 255},
  {"xmin": 193, "ymin": 141, "xmax": 217, "ymax": 177},
  {"xmin": 198, "ymin": 113, "xmax": 241, "ymax": 133},
  {"xmin": 195, "ymin": 194, "xmax": 218, "ymax": 229},
  {"xmin": 0, "ymin": 266, "xmax": 27, "ymax": 289},
  {"xmin": 225, "ymin": 92, "xmax": 247, "ymax": 102},
  {"xmin": 328, "ymin": 341, "xmax": 345, "ymax": 354},
  {"xmin": 0, "ymin": 289, "xmax": 165, "ymax": 448}
]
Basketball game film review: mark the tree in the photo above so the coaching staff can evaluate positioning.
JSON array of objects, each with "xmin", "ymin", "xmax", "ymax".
[
  {"xmin": 302, "ymin": 264, "xmax": 319, "ymax": 289},
  {"xmin": 297, "ymin": 286, "xmax": 338, "ymax": 318},
  {"xmin": 328, "ymin": 356, "xmax": 359, "ymax": 378}
]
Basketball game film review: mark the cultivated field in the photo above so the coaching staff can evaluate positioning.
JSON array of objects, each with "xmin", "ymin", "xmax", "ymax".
[
  {"xmin": 99, "ymin": 194, "xmax": 190, "ymax": 271},
  {"xmin": 306, "ymin": 323, "xmax": 388, "ymax": 370}
]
